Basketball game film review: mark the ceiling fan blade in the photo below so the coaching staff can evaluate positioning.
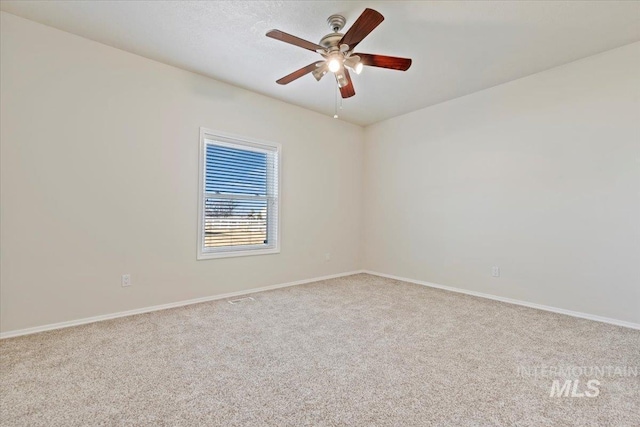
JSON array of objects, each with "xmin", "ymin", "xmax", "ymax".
[
  {"xmin": 339, "ymin": 8, "xmax": 384, "ymax": 51},
  {"xmin": 339, "ymin": 69, "xmax": 356, "ymax": 98},
  {"xmin": 266, "ymin": 29, "xmax": 324, "ymax": 52},
  {"xmin": 355, "ymin": 53, "xmax": 412, "ymax": 71},
  {"xmin": 277, "ymin": 61, "xmax": 324, "ymax": 85}
]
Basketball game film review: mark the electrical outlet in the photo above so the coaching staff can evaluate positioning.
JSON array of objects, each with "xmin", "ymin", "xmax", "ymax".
[
  {"xmin": 325, "ymin": 253, "xmax": 331, "ymax": 262},
  {"xmin": 491, "ymin": 266, "xmax": 500, "ymax": 278},
  {"xmin": 121, "ymin": 274, "xmax": 131, "ymax": 287}
]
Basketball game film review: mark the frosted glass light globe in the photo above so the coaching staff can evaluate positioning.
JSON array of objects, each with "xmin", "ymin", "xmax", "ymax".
[{"xmin": 328, "ymin": 57, "xmax": 341, "ymax": 73}]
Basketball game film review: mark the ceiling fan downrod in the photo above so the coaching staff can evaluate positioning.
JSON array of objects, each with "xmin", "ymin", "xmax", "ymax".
[{"xmin": 327, "ymin": 14, "xmax": 346, "ymax": 33}]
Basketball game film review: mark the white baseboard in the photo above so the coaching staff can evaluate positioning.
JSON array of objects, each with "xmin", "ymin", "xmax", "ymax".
[
  {"xmin": 363, "ymin": 270, "xmax": 640, "ymax": 330},
  {"xmin": 0, "ymin": 270, "xmax": 365, "ymax": 339},
  {"xmin": 5, "ymin": 269, "xmax": 635, "ymax": 339}
]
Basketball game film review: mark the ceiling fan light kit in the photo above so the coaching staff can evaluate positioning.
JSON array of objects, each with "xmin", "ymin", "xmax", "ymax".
[{"xmin": 266, "ymin": 8, "xmax": 412, "ymax": 101}]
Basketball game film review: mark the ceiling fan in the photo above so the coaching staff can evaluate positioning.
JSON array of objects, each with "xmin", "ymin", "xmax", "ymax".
[{"xmin": 266, "ymin": 8, "xmax": 412, "ymax": 98}]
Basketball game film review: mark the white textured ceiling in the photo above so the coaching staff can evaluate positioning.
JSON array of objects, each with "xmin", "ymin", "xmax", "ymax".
[{"xmin": 2, "ymin": 1, "xmax": 639, "ymax": 126}]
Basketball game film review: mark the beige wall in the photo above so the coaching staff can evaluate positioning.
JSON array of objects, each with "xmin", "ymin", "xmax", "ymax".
[
  {"xmin": 363, "ymin": 42, "xmax": 640, "ymax": 324},
  {"xmin": 0, "ymin": 12, "xmax": 364, "ymax": 333}
]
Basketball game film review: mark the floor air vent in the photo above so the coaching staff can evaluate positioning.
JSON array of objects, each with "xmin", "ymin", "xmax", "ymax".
[{"xmin": 228, "ymin": 296, "xmax": 255, "ymax": 305}]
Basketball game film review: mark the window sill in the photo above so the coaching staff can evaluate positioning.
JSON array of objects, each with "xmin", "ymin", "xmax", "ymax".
[{"xmin": 197, "ymin": 247, "xmax": 280, "ymax": 260}]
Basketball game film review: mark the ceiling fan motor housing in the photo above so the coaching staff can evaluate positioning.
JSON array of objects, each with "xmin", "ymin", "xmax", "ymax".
[{"xmin": 319, "ymin": 33, "xmax": 344, "ymax": 50}]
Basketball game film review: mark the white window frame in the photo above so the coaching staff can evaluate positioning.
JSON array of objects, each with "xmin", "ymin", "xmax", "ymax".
[{"xmin": 197, "ymin": 128, "xmax": 281, "ymax": 260}]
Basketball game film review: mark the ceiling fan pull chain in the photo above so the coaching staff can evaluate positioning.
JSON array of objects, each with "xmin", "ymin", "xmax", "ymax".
[{"xmin": 334, "ymin": 79, "xmax": 339, "ymax": 119}]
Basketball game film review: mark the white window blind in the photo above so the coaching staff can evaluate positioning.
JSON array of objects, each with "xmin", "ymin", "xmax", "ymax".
[{"xmin": 198, "ymin": 129, "xmax": 280, "ymax": 259}]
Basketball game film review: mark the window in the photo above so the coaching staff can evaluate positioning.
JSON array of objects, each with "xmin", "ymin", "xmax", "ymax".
[{"xmin": 198, "ymin": 129, "xmax": 280, "ymax": 259}]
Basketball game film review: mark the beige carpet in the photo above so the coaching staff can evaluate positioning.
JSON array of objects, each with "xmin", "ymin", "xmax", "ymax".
[{"xmin": 1, "ymin": 273, "xmax": 639, "ymax": 426}]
